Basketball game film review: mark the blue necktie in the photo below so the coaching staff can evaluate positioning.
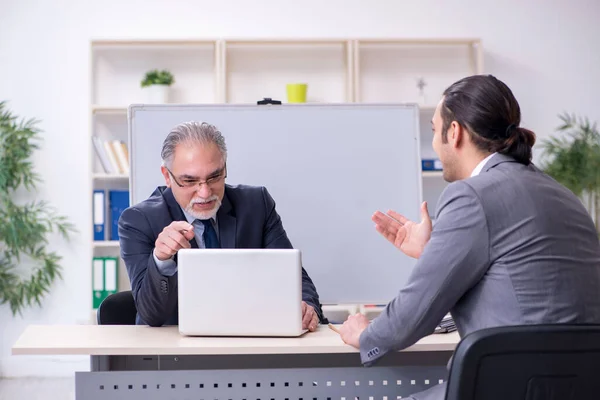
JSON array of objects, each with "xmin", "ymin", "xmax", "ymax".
[{"xmin": 199, "ymin": 219, "xmax": 220, "ymax": 249}]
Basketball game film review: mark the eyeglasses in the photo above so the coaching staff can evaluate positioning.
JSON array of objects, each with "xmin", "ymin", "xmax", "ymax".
[{"xmin": 166, "ymin": 164, "xmax": 227, "ymax": 189}]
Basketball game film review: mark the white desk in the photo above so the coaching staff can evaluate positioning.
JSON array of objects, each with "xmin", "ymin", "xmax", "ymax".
[{"xmin": 12, "ymin": 325, "xmax": 460, "ymax": 400}]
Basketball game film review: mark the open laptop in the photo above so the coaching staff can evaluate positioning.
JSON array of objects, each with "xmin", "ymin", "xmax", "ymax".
[{"xmin": 177, "ymin": 248, "xmax": 308, "ymax": 337}]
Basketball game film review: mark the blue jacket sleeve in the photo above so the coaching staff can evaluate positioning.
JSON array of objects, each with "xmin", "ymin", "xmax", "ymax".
[{"xmin": 118, "ymin": 207, "xmax": 178, "ymax": 327}]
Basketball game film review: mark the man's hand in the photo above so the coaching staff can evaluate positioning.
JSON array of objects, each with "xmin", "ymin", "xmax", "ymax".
[
  {"xmin": 302, "ymin": 301, "xmax": 319, "ymax": 331},
  {"xmin": 154, "ymin": 221, "xmax": 196, "ymax": 261},
  {"xmin": 339, "ymin": 313, "xmax": 370, "ymax": 348},
  {"xmin": 372, "ymin": 201, "xmax": 432, "ymax": 259}
]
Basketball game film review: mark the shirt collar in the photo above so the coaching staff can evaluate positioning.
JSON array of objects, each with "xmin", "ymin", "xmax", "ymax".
[{"xmin": 470, "ymin": 152, "xmax": 497, "ymax": 177}]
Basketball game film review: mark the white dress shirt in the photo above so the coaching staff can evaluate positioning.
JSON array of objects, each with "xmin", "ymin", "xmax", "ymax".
[{"xmin": 470, "ymin": 152, "xmax": 497, "ymax": 177}]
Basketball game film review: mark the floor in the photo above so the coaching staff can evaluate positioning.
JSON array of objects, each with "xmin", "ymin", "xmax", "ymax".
[{"xmin": 0, "ymin": 378, "xmax": 74, "ymax": 400}]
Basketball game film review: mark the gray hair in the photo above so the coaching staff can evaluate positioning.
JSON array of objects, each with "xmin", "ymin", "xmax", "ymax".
[{"xmin": 161, "ymin": 121, "xmax": 227, "ymax": 168}]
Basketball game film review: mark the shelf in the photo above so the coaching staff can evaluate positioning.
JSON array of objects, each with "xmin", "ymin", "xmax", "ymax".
[
  {"xmin": 225, "ymin": 39, "xmax": 348, "ymax": 46},
  {"xmin": 422, "ymin": 171, "xmax": 443, "ymax": 178},
  {"xmin": 93, "ymin": 241, "xmax": 120, "ymax": 248},
  {"xmin": 92, "ymin": 39, "xmax": 217, "ymax": 48},
  {"xmin": 356, "ymin": 41, "xmax": 478, "ymax": 104},
  {"xmin": 92, "ymin": 106, "xmax": 127, "ymax": 114},
  {"xmin": 93, "ymin": 173, "xmax": 129, "ymax": 180},
  {"xmin": 357, "ymin": 38, "xmax": 481, "ymax": 46},
  {"xmin": 92, "ymin": 42, "xmax": 217, "ymax": 105},
  {"xmin": 225, "ymin": 41, "xmax": 350, "ymax": 103}
]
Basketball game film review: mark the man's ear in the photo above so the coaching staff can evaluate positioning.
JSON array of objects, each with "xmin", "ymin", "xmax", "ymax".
[
  {"xmin": 449, "ymin": 121, "xmax": 464, "ymax": 148},
  {"xmin": 160, "ymin": 165, "xmax": 172, "ymax": 188}
]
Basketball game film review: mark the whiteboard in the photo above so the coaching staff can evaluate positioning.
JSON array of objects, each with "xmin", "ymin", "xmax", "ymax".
[{"xmin": 128, "ymin": 103, "xmax": 423, "ymax": 304}]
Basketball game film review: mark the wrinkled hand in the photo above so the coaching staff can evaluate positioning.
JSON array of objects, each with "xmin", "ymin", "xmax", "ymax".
[
  {"xmin": 372, "ymin": 201, "xmax": 432, "ymax": 259},
  {"xmin": 154, "ymin": 221, "xmax": 196, "ymax": 261},
  {"xmin": 339, "ymin": 313, "xmax": 370, "ymax": 348},
  {"xmin": 302, "ymin": 301, "xmax": 319, "ymax": 332}
]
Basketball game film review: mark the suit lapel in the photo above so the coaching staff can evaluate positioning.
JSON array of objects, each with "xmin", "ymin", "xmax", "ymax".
[
  {"xmin": 162, "ymin": 187, "xmax": 199, "ymax": 249},
  {"xmin": 217, "ymin": 188, "xmax": 236, "ymax": 249}
]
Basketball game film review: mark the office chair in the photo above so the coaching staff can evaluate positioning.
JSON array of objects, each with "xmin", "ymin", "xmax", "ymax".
[
  {"xmin": 97, "ymin": 290, "xmax": 137, "ymax": 325},
  {"xmin": 444, "ymin": 324, "xmax": 600, "ymax": 400}
]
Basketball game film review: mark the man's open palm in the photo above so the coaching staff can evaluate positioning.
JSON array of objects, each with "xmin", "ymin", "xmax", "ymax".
[{"xmin": 372, "ymin": 202, "xmax": 432, "ymax": 259}]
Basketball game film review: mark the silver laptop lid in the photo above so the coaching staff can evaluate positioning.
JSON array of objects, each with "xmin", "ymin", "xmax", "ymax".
[{"xmin": 177, "ymin": 248, "xmax": 304, "ymax": 337}]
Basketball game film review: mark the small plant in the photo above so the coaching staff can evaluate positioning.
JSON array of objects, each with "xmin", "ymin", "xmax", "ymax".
[
  {"xmin": 141, "ymin": 69, "xmax": 175, "ymax": 88},
  {"xmin": 540, "ymin": 113, "xmax": 600, "ymax": 229}
]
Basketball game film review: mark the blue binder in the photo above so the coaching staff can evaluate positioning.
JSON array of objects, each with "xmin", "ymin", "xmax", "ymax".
[
  {"xmin": 93, "ymin": 190, "xmax": 105, "ymax": 241},
  {"xmin": 422, "ymin": 158, "xmax": 443, "ymax": 171},
  {"xmin": 109, "ymin": 190, "xmax": 130, "ymax": 241}
]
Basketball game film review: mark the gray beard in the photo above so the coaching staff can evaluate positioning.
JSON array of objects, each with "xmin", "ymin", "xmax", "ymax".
[{"xmin": 185, "ymin": 197, "xmax": 222, "ymax": 220}]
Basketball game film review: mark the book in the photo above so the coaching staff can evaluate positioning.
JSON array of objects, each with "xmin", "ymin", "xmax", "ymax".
[{"xmin": 109, "ymin": 190, "xmax": 129, "ymax": 240}]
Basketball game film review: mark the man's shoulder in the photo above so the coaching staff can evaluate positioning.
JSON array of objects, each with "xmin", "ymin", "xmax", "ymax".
[
  {"xmin": 464, "ymin": 160, "xmax": 550, "ymax": 198},
  {"xmin": 440, "ymin": 179, "xmax": 480, "ymax": 198},
  {"xmin": 439, "ymin": 162, "xmax": 528, "ymax": 204},
  {"xmin": 440, "ymin": 161, "xmax": 566, "ymax": 216}
]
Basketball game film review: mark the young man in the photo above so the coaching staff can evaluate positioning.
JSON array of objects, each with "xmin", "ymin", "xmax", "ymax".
[
  {"xmin": 118, "ymin": 121, "xmax": 325, "ymax": 329},
  {"xmin": 340, "ymin": 75, "xmax": 600, "ymax": 400}
]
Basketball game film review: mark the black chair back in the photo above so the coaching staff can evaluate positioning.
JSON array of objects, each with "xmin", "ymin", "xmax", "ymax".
[
  {"xmin": 97, "ymin": 290, "xmax": 137, "ymax": 325},
  {"xmin": 445, "ymin": 324, "xmax": 600, "ymax": 400}
]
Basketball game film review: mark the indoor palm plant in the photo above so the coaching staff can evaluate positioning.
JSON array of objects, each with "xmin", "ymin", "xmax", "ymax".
[
  {"xmin": 0, "ymin": 101, "xmax": 75, "ymax": 315},
  {"xmin": 540, "ymin": 113, "xmax": 600, "ymax": 230},
  {"xmin": 141, "ymin": 69, "xmax": 175, "ymax": 103}
]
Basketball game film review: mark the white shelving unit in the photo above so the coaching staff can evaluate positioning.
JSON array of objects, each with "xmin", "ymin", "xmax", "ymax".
[
  {"xmin": 89, "ymin": 38, "xmax": 483, "ymax": 314},
  {"xmin": 223, "ymin": 39, "xmax": 353, "ymax": 103}
]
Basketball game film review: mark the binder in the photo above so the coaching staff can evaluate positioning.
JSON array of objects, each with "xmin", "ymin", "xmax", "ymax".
[
  {"xmin": 93, "ymin": 190, "xmax": 105, "ymax": 241},
  {"xmin": 103, "ymin": 257, "xmax": 119, "ymax": 299},
  {"xmin": 109, "ymin": 190, "xmax": 129, "ymax": 240},
  {"xmin": 92, "ymin": 257, "xmax": 105, "ymax": 309},
  {"xmin": 422, "ymin": 158, "xmax": 443, "ymax": 171},
  {"xmin": 92, "ymin": 256, "xmax": 119, "ymax": 309}
]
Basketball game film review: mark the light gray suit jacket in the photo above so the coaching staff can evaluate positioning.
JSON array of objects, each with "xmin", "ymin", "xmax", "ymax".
[{"xmin": 359, "ymin": 154, "xmax": 600, "ymax": 400}]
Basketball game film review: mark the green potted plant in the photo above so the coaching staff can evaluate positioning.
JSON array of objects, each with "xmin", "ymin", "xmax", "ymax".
[
  {"xmin": 0, "ymin": 101, "xmax": 76, "ymax": 315},
  {"xmin": 141, "ymin": 69, "xmax": 175, "ymax": 103},
  {"xmin": 540, "ymin": 113, "xmax": 600, "ymax": 230}
]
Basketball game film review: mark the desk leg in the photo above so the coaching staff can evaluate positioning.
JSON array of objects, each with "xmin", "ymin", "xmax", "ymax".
[{"xmin": 90, "ymin": 356, "xmax": 110, "ymax": 372}]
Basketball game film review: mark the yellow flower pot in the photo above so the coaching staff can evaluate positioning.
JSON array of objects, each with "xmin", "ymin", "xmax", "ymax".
[{"xmin": 286, "ymin": 83, "xmax": 308, "ymax": 103}]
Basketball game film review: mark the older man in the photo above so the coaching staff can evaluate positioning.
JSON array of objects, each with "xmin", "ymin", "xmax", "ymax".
[{"xmin": 118, "ymin": 121, "xmax": 325, "ymax": 328}]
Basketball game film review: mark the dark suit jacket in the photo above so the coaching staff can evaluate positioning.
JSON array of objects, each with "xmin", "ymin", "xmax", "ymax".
[{"xmin": 118, "ymin": 184, "xmax": 326, "ymax": 326}]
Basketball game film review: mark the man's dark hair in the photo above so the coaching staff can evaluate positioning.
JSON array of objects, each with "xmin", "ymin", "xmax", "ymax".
[{"xmin": 440, "ymin": 74, "xmax": 536, "ymax": 165}]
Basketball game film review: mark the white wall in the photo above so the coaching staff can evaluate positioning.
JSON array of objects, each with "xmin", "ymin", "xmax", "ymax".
[{"xmin": 1, "ymin": 0, "xmax": 599, "ymax": 377}]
